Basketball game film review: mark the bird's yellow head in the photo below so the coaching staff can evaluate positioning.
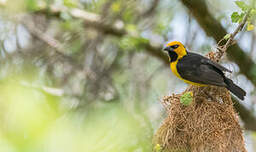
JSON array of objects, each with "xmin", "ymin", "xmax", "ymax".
[{"xmin": 163, "ymin": 41, "xmax": 187, "ymax": 62}]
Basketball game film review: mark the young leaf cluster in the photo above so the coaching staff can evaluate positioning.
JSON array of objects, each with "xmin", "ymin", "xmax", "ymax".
[{"xmin": 231, "ymin": 1, "xmax": 255, "ymax": 31}]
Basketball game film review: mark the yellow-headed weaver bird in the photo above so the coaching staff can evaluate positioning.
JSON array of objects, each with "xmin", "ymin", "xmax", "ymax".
[{"xmin": 163, "ymin": 41, "xmax": 246, "ymax": 100}]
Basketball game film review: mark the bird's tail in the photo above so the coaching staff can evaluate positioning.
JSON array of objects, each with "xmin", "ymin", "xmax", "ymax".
[{"xmin": 225, "ymin": 78, "xmax": 246, "ymax": 100}]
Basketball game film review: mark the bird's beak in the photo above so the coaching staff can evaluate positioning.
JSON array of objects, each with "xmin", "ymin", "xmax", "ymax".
[{"xmin": 163, "ymin": 46, "xmax": 172, "ymax": 52}]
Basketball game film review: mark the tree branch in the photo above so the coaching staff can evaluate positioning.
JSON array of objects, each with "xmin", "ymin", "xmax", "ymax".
[
  {"xmin": 34, "ymin": 6, "xmax": 169, "ymax": 64},
  {"xmin": 215, "ymin": 10, "xmax": 250, "ymax": 62},
  {"xmin": 20, "ymin": 17, "xmax": 96, "ymax": 80},
  {"xmin": 27, "ymin": 6, "xmax": 256, "ymax": 132},
  {"xmin": 179, "ymin": 0, "xmax": 256, "ymax": 85},
  {"xmin": 178, "ymin": 0, "xmax": 256, "ymax": 131},
  {"xmin": 232, "ymin": 96, "xmax": 256, "ymax": 131}
]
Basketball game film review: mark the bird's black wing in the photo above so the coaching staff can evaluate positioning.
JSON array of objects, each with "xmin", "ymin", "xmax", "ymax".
[
  {"xmin": 189, "ymin": 52, "xmax": 232, "ymax": 73},
  {"xmin": 202, "ymin": 58, "xmax": 232, "ymax": 73},
  {"xmin": 176, "ymin": 52, "xmax": 227, "ymax": 86}
]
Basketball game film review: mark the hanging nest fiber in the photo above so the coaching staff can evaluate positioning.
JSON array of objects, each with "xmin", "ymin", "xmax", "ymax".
[{"xmin": 153, "ymin": 85, "xmax": 246, "ymax": 152}]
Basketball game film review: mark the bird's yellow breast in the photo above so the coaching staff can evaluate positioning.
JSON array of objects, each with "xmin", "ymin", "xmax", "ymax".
[{"xmin": 170, "ymin": 60, "xmax": 207, "ymax": 86}]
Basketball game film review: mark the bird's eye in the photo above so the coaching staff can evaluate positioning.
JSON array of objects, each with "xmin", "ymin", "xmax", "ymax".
[{"xmin": 171, "ymin": 45, "xmax": 179, "ymax": 49}]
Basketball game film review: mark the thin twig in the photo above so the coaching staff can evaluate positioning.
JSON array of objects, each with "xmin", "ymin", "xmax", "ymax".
[
  {"xmin": 20, "ymin": 17, "xmax": 97, "ymax": 80},
  {"xmin": 215, "ymin": 10, "xmax": 251, "ymax": 62},
  {"xmin": 21, "ymin": 19, "xmax": 65, "ymax": 53}
]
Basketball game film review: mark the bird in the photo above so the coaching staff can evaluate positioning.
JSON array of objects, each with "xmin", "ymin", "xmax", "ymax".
[{"xmin": 163, "ymin": 41, "xmax": 246, "ymax": 100}]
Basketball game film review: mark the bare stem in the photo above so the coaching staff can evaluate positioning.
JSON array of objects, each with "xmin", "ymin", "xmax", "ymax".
[{"xmin": 215, "ymin": 10, "xmax": 251, "ymax": 62}]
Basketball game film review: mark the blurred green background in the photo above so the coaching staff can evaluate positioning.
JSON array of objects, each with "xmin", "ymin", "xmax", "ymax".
[{"xmin": 0, "ymin": 0, "xmax": 256, "ymax": 151}]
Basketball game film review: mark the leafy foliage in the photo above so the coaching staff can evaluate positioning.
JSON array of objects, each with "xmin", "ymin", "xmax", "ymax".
[
  {"xmin": 235, "ymin": 1, "xmax": 250, "ymax": 11},
  {"xmin": 231, "ymin": 12, "xmax": 244, "ymax": 23},
  {"xmin": 180, "ymin": 92, "xmax": 193, "ymax": 106},
  {"xmin": 231, "ymin": 1, "xmax": 256, "ymax": 31},
  {"xmin": 0, "ymin": 0, "xmax": 255, "ymax": 151}
]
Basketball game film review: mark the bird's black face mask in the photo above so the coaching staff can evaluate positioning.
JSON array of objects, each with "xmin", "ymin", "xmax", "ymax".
[{"xmin": 163, "ymin": 46, "xmax": 178, "ymax": 62}]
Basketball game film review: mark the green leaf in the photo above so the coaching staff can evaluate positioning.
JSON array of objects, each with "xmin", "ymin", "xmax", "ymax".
[
  {"xmin": 238, "ymin": 13, "xmax": 245, "ymax": 23},
  {"xmin": 180, "ymin": 92, "xmax": 193, "ymax": 106},
  {"xmin": 231, "ymin": 12, "xmax": 241, "ymax": 23},
  {"xmin": 235, "ymin": 1, "xmax": 249, "ymax": 11},
  {"xmin": 231, "ymin": 12, "xmax": 245, "ymax": 23},
  {"xmin": 224, "ymin": 34, "xmax": 231, "ymax": 40}
]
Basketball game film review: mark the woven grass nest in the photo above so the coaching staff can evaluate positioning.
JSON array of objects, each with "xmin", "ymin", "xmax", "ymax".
[{"xmin": 153, "ymin": 85, "xmax": 246, "ymax": 152}]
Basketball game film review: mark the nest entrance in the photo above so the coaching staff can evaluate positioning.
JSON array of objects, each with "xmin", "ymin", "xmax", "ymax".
[{"xmin": 154, "ymin": 85, "xmax": 246, "ymax": 152}]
